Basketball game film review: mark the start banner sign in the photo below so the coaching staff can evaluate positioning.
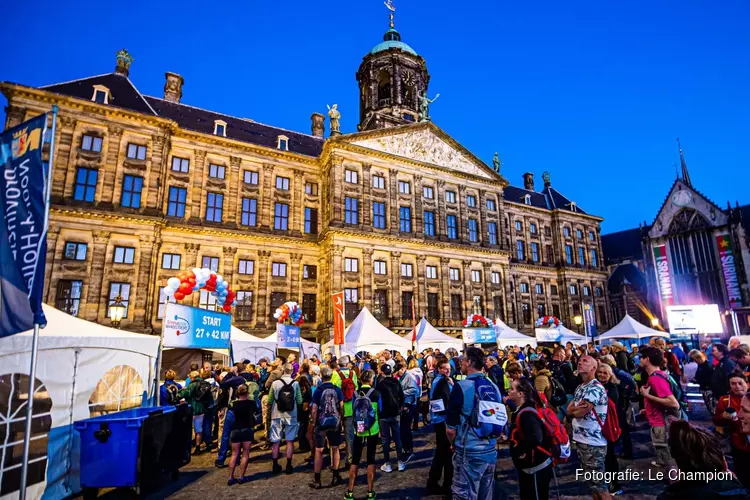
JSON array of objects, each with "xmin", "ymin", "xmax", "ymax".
[{"xmin": 163, "ymin": 303, "xmax": 231, "ymax": 349}]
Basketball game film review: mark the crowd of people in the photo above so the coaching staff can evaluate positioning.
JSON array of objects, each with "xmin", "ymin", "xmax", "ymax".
[{"xmin": 161, "ymin": 338, "xmax": 750, "ymax": 500}]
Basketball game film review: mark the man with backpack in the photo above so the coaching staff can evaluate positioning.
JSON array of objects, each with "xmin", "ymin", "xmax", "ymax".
[
  {"xmin": 638, "ymin": 346, "xmax": 680, "ymax": 470},
  {"xmin": 377, "ymin": 363, "xmax": 405, "ymax": 473},
  {"xmin": 485, "ymin": 356, "xmax": 505, "ymax": 398},
  {"xmin": 446, "ymin": 347, "xmax": 503, "ymax": 500},
  {"xmin": 346, "ymin": 369, "xmax": 382, "ymax": 500},
  {"xmin": 566, "ymin": 355, "xmax": 611, "ymax": 500},
  {"xmin": 177, "ymin": 369, "xmax": 215, "ymax": 455},
  {"xmin": 268, "ymin": 363, "xmax": 303, "ymax": 474},
  {"xmin": 427, "ymin": 355, "xmax": 455, "ymax": 497},
  {"xmin": 160, "ymin": 369, "xmax": 182, "ymax": 406},
  {"xmin": 549, "ymin": 347, "xmax": 578, "ymax": 420},
  {"xmin": 712, "ymin": 343, "xmax": 738, "ymax": 399},
  {"xmin": 332, "ymin": 355, "xmax": 359, "ymax": 468},
  {"xmin": 308, "ymin": 366, "xmax": 345, "ymax": 489}
]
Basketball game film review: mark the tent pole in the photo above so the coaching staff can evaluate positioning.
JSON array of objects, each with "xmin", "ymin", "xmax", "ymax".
[{"xmin": 19, "ymin": 324, "xmax": 41, "ymax": 500}]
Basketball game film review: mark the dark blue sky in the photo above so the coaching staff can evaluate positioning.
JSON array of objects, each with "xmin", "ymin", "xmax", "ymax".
[{"xmin": 3, "ymin": 0, "xmax": 748, "ymax": 233}]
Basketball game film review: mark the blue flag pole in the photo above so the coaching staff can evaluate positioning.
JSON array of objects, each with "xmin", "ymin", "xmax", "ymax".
[{"xmin": 19, "ymin": 105, "xmax": 57, "ymax": 500}]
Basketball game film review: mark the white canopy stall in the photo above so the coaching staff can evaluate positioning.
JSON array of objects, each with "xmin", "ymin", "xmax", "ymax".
[
  {"xmin": 495, "ymin": 320, "xmax": 538, "ymax": 348},
  {"xmin": 230, "ymin": 326, "xmax": 277, "ymax": 364},
  {"xmin": 408, "ymin": 317, "xmax": 463, "ymax": 352},
  {"xmin": 322, "ymin": 307, "xmax": 411, "ymax": 356},
  {"xmin": 0, "ymin": 304, "xmax": 160, "ymax": 500},
  {"xmin": 535, "ymin": 324, "xmax": 588, "ymax": 345},
  {"xmin": 596, "ymin": 314, "xmax": 670, "ymax": 341}
]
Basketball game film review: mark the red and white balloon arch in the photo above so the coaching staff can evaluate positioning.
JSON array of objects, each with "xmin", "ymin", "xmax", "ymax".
[{"xmin": 163, "ymin": 267, "xmax": 237, "ymax": 313}]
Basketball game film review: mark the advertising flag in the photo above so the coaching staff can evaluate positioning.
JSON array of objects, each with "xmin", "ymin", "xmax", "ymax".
[
  {"xmin": 0, "ymin": 114, "xmax": 49, "ymax": 336},
  {"xmin": 332, "ymin": 291, "xmax": 345, "ymax": 345},
  {"xmin": 716, "ymin": 233, "xmax": 743, "ymax": 309},
  {"xmin": 652, "ymin": 244, "xmax": 674, "ymax": 307}
]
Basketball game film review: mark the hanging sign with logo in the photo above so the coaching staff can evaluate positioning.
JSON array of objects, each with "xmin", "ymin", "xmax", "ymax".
[
  {"xmin": 653, "ymin": 245, "xmax": 674, "ymax": 307},
  {"xmin": 583, "ymin": 303, "xmax": 597, "ymax": 339},
  {"xmin": 162, "ymin": 303, "xmax": 231, "ymax": 349},
  {"xmin": 716, "ymin": 233, "xmax": 743, "ymax": 309},
  {"xmin": 277, "ymin": 323, "xmax": 301, "ymax": 349},
  {"xmin": 462, "ymin": 328, "xmax": 497, "ymax": 345}
]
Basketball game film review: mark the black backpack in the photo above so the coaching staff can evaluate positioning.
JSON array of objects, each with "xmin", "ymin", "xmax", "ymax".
[
  {"xmin": 276, "ymin": 379, "xmax": 296, "ymax": 413},
  {"xmin": 193, "ymin": 380, "xmax": 213, "ymax": 404},
  {"xmin": 548, "ymin": 377, "xmax": 568, "ymax": 408},
  {"xmin": 165, "ymin": 384, "xmax": 180, "ymax": 405}
]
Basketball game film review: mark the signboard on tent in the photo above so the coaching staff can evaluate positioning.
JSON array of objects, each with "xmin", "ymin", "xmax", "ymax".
[
  {"xmin": 277, "ymin": 323, "xmax": 301, "ymax": 349},
  {"xmin": 583, "ymin": 303, "xmax": 597, "ymax": 339},
  {"xmin": 462, "ymin": 328, "xmax": 496, "ymax": 344},
  {"xmin": 163, "ymin": 303, "xmax": 231, "ymax": 349},
  {"xmin": 332, "ymin": 291, "xmax": 345, "ymax": 345}
]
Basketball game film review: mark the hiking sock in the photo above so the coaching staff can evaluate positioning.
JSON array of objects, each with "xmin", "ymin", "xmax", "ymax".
[
  {"xmin": 314, "ymin": 472, "xmax": 321, "ymax": 482},
  {"xmin": 273, "ymin": 459, "xmax": 279, "ymax": 468},
  {"xmin": 286, "ymin": 458, "xmax": 292, "ymax": 468}
]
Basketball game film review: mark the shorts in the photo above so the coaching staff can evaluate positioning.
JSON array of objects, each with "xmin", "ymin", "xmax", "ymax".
[
  {"xmin": 576, "ymin": 442, "xmax": 607, "ymax": 493},
  {"xmin": 352, "ymin": 435, "xmax": 378, "ymax": 466},
  {"xmin": 193, "ymin": 414, "xmax": 204, "ymax": 434},
  {"xmin": 314, "ymin": 425, "xmax": 342, "ymax": 449},
  {"xmin": 230, "ymin": 428, "xmax": 254, "ymax": 443},
  {"xmin": 269, "ymin": 418, "xmax": 299, "ymax": 443}
]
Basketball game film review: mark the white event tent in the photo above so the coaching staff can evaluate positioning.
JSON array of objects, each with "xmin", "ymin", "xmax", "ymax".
[
  {"xmin": 409, "ymin": 317, "xmax": 463, "ymax": 352},
  {"xmin": 0, "ymin": 304, "xmax": 160, "ymax": 500},
  {"xmin": 230, "ymin": 326, "xmax": 277, "ymax": 364},
  {"xmin": 495, "ymin": 319, "xmax": 538, "ymax": 348},
  {"xmin": 322, "ymin": 307, "xmax": 411, "ymax": 356},
  {"xmin": 596, "ymin": 314, "xmax": 669, "ymax": 341},
  {"xmin": 535, "ymin": 324, "xmax": 588, "ymax": 345}
]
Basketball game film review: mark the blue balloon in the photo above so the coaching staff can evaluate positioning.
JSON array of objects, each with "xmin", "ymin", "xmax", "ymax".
[{"xmin": 192, "ymin": 285, "xmax": 200, "ymax": 291}]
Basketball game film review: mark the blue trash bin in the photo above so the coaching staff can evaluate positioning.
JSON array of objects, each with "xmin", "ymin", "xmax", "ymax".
[{"xmin": 75, "ymin": 406, "xmax": 179, "ymax": 492}]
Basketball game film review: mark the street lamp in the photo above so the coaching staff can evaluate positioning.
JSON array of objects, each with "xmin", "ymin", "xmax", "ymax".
[
  {"xmin": 108, "ymin": 295, "xmax": 126, "ymax": 329},
  {"xmin": 651, "ymin": 317, "xmax": 659, "ymax": 328},
  {"xmin": 573, "ymin": 315, "xmax": 583, "ymax": 335}
]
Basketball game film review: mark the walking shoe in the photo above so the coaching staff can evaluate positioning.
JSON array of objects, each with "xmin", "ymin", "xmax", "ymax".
[
  {"xmin": 214, "ymin": 460, "xmax": 227, "ymax": 469},
  {"xmin": 227, "ymin": 477, "xmax": 238, "ymax": 486},
  {"xmin": 309, "ymin": 480, "xmax": 323, "ymax": 490},
  {"xmin": 367, "ymin": 491, "xmax": 377, "ymax": 499},
  {"xmin": 239, "ymin": 476, "xmax": 252, "ymax": 484},
  {"xmin": 344, "ymin": 491, "xmax": 355, "ymax": 500},
  {"xmin": 331, "ymin": 474, "xmax": 342, "ymax": 487},
  {"xmin": 612, "ymin": 489, "xmax": 623, "ymax": 496},
  {"xmin": 285, "ymin": 462, "xmax": 294, "ymax": 475},
  {"xmin": 397, "ymin": 461, "xmax": 405, "ymax": 472},
  {"xmin": 650, "ymin": 461, "xmax": 664, "ymax": 468},
  {"xmin": 272, "ymin": 463, "xmax": 283, "ymax": 474},
  {"xmin": 380, "ymin": 462, "xmax": 393, "ymax": 473},
  {"xmin": 192, "ymin": 446, "xmax": 202, "ymax": 456},
  {"xmin": 402, "ymin": 452, "xmax": 415, "ymax": 463}
]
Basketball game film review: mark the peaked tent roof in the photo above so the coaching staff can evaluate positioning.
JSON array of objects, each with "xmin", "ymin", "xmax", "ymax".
[
  {"xmin": 230, "ymin": 326, "xmax": 277, "ymax": 363},
  {"xmin": 409, "ymin": 317, "xmax": 463, "ymax": 351},
  {"xmin": 596, "ymin": 314, "xmax": 669, "ymax": 340},
  {"xmin": 494, "ymin": 319, "xmax": 538, "ymax": 348},
  {"xmin": 322, "ymin": 307, "xmax": 411, "ymax": 355}
]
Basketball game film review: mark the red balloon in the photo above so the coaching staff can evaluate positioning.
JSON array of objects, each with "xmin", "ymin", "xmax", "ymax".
[
  {"xmin": 178, "ymin": 282, "xmax": 193, "ymax": 294},
  {"xmin": 174, "ymin": 291, "xmax": 185, "ymax": 301},
  {"xmin": 187, "ymin": 278, "xmax": 197, "ymax": 287},
  {"xmin": 204, "ymin": 283, "xmax": 216, "ymax": 292},
  {"xmin": 177, "ymin": 271, "xmax": 188, "ymax": 280},
  {"xmin": 223, "ymin": 304, "xmax": 232, "ymax": 312},
  {"xmin": 187, "ymin": 271, "xmax": 196, "ymax": 281}
]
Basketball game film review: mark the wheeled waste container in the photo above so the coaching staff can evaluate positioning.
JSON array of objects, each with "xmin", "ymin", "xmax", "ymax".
[{"xmin": 75, "ymin": 404, "xmax": 192, "ymax": 498}]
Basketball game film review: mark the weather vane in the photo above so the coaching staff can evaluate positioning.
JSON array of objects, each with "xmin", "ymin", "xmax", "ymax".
[{"xmin": 384, "ymin": 0, "xmax": 396, "ymax": 28}]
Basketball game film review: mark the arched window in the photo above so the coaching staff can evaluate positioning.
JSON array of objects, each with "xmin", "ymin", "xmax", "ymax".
[
  {"xmin": 0, "ymin": 374, "xmax": 52, "ymax": 495},
  {"xmin": 377, "ymin": 71, "xmax": 391, "ymax": 106},
  {"xmin": 88, "ymin": 365, "xmax": 144, "ymax": 417}
]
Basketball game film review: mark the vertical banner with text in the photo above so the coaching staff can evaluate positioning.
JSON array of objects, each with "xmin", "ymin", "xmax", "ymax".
[
  {"xmin": 332, "ymin": 291, "xmax": 345, "ymax": 345},
  {"xmin": 716, "ymin": 233, "xmax": 743, "ymax": 309},
  {"xmin": 653, "ymin": 244, "xmax": 675, "ymax": 307},
  {"xmin": 583, "ymin": 303, "xmax": 597, "ymax": 339}
]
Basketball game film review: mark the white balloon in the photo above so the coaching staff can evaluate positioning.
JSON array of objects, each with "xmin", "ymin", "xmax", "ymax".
[
  {"xmin": 216, "ymin": 274, "xmax": 223, "ymax": 283},
  {"xmin": 167, "ymin": 277, "xmax": 181, "ymax": 289},
  {"xmin": 192, "ymin": 267, "xmax": 202, "ymax": 277},
  {"xmin": 164, "ymin": 287, "xmax": 175, "ymax": 297}
]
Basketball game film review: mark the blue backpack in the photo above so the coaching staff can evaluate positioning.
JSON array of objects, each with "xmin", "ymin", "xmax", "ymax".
[
  {"xmin": 353, "ymin": 388, "xmax": 376, "ymax": 435},
  {"xmin": 467, "ymin": 377, "xmax": 506, "ymax": 439}
]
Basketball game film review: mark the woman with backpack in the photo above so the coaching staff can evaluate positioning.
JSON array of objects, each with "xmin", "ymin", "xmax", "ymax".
[
  {"xmin": 508, "ymin": 378, "xmax": 554, "ymax": 500},
  {"xmin": 691, "ymin": 350, "xmax": 716, "ymax": 414},
  {"xmin": 596, "ymin": 362, "xmax": 623, "ymax": 496},
  {"xmin": 226, "ymin": 384, "xmax": 256, "ymax": 485},
  {"xmin": 532, "ymin": 360, "xmax": 554, "ymax": 403}
]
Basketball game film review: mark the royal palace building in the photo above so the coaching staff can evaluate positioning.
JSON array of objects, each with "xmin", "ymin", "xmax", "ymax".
[{"xmin": 1, "ymin": 19, "xmax": 611, "ymax": 342}]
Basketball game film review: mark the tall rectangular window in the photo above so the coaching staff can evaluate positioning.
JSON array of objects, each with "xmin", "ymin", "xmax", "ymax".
[
  {"xmin": 537, "ymin": 303, "xmax": 546, "ymax": 318},
  {"xmin": 206, "ymin": 192, "xmax": 224, "ymax": 222},
  {"xmin": 274, "ymin": 202, "xmax": 289, "ymax": 230},
  {"xmin": 589, "ymin": 231, "xmax": 596, "ymax": 241},
  {"xmin": 450, "ymin": 268, "xmax": 460, "ymax": 281},
  {"xmin": 126, "ymin": 143, "xmax": 146, "ymax": 160},
  {"xmin": 202, "ymin": 256, "xmax": 219, "ymax": 272},
  {"xmin": 235, "ymin": 291, "xmax": 253, "ymax": 322},
  {"xmin": 157, "ymin": 287, "xmax": 176, "ymax": 319},
  {"xmin": 167, "ymin": 186, "xmax": 186, "ymax": 217},
  {"xmin": 486, "ymin": 198, "xmax": 496, "ymax": 211},
  {"xmin": 468, "ymin": 218, "xmax": 478, "ymax": 242},
  {"xmin": 520, "ymin": 283, "xmax": 529, "ymax": 293},
  {"xmin": 427, "ymin": 293, "xmax": 439, "ymax": 319},
  {"xmin": 74, "ymin": 167, "xmax": 98, "ymax": 202},
  {"xmin": 423, "ymin": 186, "xmax": 434, "ymax": 199},
  {"xmin": 275, "ymin": 176, "xmax": 290, "ymax": 190},
  {"xmin": 491, "ymin": 272, "xmax": 501, "ymax": 284},
  {"xmin": 466, "ymin": 195, "xmax": 477, "ymax": 208},
  {"xmin": 401, "ymin": 291, "xmax": 414, "ymax": 319},
  {"xmin": 426, "ymin": 265, "xmax": 438, "ymax": 279},
  {"xmin": 576, "ymin": 229, "xmax": 584, "ymax": 239},
  {"xmin": 597, "ymin": 305, "xmax": 606, "ymax": 326},
  {"xmin": 373, "ymin": 290, "xmax": 388, "ymax": 319},
  {"xmin": 451, "ymin": 294, "xmax": 463, "ymax": 320},
  {"xmin": 399, "ymin": 207, "xmax": 412, "ymax": 232},
  {"xmin": 563, "ymin": 227, "xmax": 570, "ymax": 238},
  {"xmin": 372, "ymin": 175, "xmax": 385, "ymax": 189},
  {"xmin": 238, "ymin": 259, "xmax": 254, "ymax": 275},
  {"xmin": 305, "ymin": 182, "xmax": 318, "ymax": 195},
  {"xmin": 536, "ymin": 284, "xmax": 544, "ymax": 294},
  {"xmin": 373, "ymin": 202, "xmax": 386, "ymax": 229},
  {"xmin": 81, "ymin": 134, "xmax": 103, "ymax": 152},
  {"xmin": 445, "ymin": 191, "xmax": 456, "ymax": 203},
  {"xmin": 303, "ymin": 265, "xmax": 317, "ymax": 279},
  {"xmin": 578, "ymin": 247, "xmax": 586, "ymax": 266},
  {"xmin": 56, "ymin": 280, "xmax": 82, "ymax": 316},
  {"xmin": 374, "ymin": 260, "xmax": 387, "ymax": 275},
  {"xmin": 488, "ymin": 222, "xmax": 498, "ymax": 245},
  {"xmin": 590, "ymin": 249, "xmax": 598, "ymax": 267},
  {"xmin": 398, "ymin": 181, "xmax": 411, "ymax": 194},
  {"xmin": 108, "ymin": 282, "xmax": 131, "ymax": 318},
  {"xmin": 344, "ymin": 288, "xmax": 359, "ymax": 321},
  {"xmin": 446, "ymin": 215, "xmax": 457, "ymax": 239},
  {"xmin": 244, "ymin": 170, "xmax": 259, "ymax": 185},
  {"xmin": 345, "ymin": 197, "xmax": 358, "ymax": 225},
  {"xmin": 345, "ymin": 169, "xmax": 358, "ymax": 184},
  {"xmin": 493, "ymin": 296, "xmax": 504, "ymax": 321},
  {"xmin": 515, "ymin": 220, "xmax": 523, "ymax": 232},
  {"xmin": 531, "ymin": 242, "xmax": 539, "ymax": 262},
  {"xmin": 241, "ymin": 198, "xmax": 257, "ymax": 226},
  {"xmin": 401, "ymin": 263, "xmax": 413, "ymax": 277},
  {"xmin": 471, "ymin": 270, "xmax": 481, "ymax": 282},
  {"xmin": 121, "ymin": 175, "xmax": 143, "ymax": 208},
  {"xmin": 516, "ymin": 240, "xmax": 525, "ymax": 260},
  {"xmin": 424, "ymin": 211, "xmax": 435, "ymax": 236},
  {"xmin": 303, "ymin": 293, "xmax": 317, "ymax": 322},
  {"xmin": 530, "ymin": 223, "xmax": 537, "ymax": 234},
  {"xmin": 552, "ymin": 304, "xmax": 561, "ymax": 318},
  {"xmin": 198, "ymin": 291, "xmax": 218, "ymax": 311},
  {"xmin": 345, "ymin": 258, "xmax": 358, "ymax": 273},
  {"xmin": 522, "ymin": 303, "xmax": 531, "ymax": 325},
  {"xmin": 113, "ymin": 246, "xmax": 135, "ymax": 264},
  {"xmin": 272, "ymin": 262, "xmax": 287, "ymax": 277},
  {"xmin": 269, "ymin": 292, "xmax": 286, "ymax": 321},
  {"xmin": 208, "ymin": 164, "xmax": 225, "ymax": 179},
  {"xmin": 546, "ymin": 245, "xmax": 554, "ymax": 264},
  {"xmin": 545, "ymin": 226, "xmax": 552, "ymax": 237},
  {"xmin": 565, "ymin": 245, "xmax": 573, "ymax": 264},
  {"xmin": 64, "ymin": 242, "xmax": 87, "ymax": 261},
  {"xmin": 172, "ymin": 157, "xmax": 189, "ymax": 173},
  {"xmin": 551, "ymin": 285, "xmax": 558, "ymax": 295},
  {"xmin": 570, "ymin": 284, "xmax": 578, "ymax": 295},
  {"xmin": 583, "ymin": 285, "xmax": 591, "ymax": 296},
  {"xmin": 304, "ymin": 207, "xmax": 318, "ymax": 234}
]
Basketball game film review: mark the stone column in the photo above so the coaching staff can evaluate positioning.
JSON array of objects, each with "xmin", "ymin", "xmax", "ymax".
[
  {"xmin": 255, "ymin": 250, "xmax": 271, "ymax": 328},
  {"xmin": 133, "ymin": 234, "xmax": 156, "ymax": 326},
  {"xmin": 458, "ymin": 185, "xmax": 467, "ymax": 243},
  {"xmin": 226, "ymin": 156, "xmax": 242, "ymax": 225},
  {"xmin": 363, "ymin": 248, "xmax": 374, "ymax": 309},
  {"xmin": 223, "ymin": 246, "xmax": 238, "ymax": 284},
  {"xmin": 414, "ymin": 175, "xmax": 423, "ymax": 235},
  {"xmin": 260, "ymin": 164, "xmax": 274, "ymax": 230},
  {"xmin": 501, "ymin": 263, "xmax": 513, "ymax": 324},
  {"xmin": 478, "ymin": 189, "xmax": 488, "ymax": 245},
  {"xmin": 543, "ymin": 277, "xmax": 552, "ymax": 317},
  {"xmin": 52, "ymin": 116, "xmax": 75, "ymax": 202},
  {"xmin": 440, "ymin": 257, "xmax": 451, "ymax": 320},
  {"xmin": 416, "ymin": 255, "xmax": 427, "ymax": 317},
  {"xmin": 462, "ymin": 259, "xmax": 473, "ymax": 314},
  {"xmin": 389, "ymin": 168, "xmax": 399, "ymax": 235},
  {"xmin": 43, "ymin": 227, "xmax": 60, "ymax": 303},
  {"xmin": 293, "ymin": 171, "xmax": 304, "ymax": 236},
  {"xmin": 483, "ymin": 262, "xmax": 493, "ymax": 317},
  {"xmin": 100, "ymin": 125, "xmax": 123, "ymax": 205},
  {"xmin": 389, "ymin": 252, "xmax": 402, "ymax": 321},
  {"xmin": 329, "ymin": 156, "xmax": 343, "ymax": 227},
  {"xmin": 331, "ymin": 245, "xmax": 344, "ymax": 294},
  {"xmin": 362, "ymin": 164, "xmax": 372, "ymax": 229},
  {"xmin": 190, "ymin": 149, "xmax": 207, "ymax": 220},
  {"xmin": 147, "ymin": 131, "xmax": 169, "ymax": 211},
  {"xmin": 86, "ymin": 231, "xmax": 110, "ymax": 322},
  {"xmin": 436, "ymin": 180, "xmax": 446, "ymax": 239},
  {"xmin": 290, "ymin": 253, "xmax": 303, "ymax": 302}
]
